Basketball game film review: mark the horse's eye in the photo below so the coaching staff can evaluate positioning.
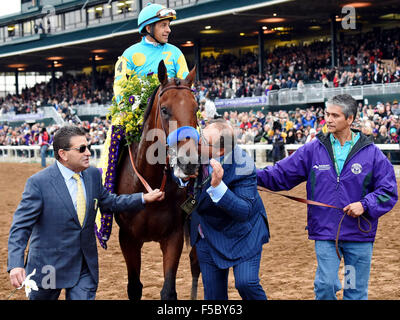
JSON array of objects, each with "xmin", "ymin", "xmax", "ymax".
[{"xmin": 161, "ymin": 106, "xmax": 169, "ymax": 116}]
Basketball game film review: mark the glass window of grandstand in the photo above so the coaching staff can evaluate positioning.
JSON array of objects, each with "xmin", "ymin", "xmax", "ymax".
[
  {"xmin": 45, "ymin": 14, "xmax": 63, "ymax": 33},
  {"xmin": 6, "ymin": 24, "xmax": 20, "ymax": 40},
  {"xmin": 23, "ymin": 20, "xmax": 34, "ymax": 37},
  {"xmin": 65, "ymin": 9, "xmax": 86, "ymax": 30},
  {"xmin": 4, "ymin": 73, "xmax": 17, "ymax": 95},
  {"xmin": 144, "ymin": 0, "xmax": 167, "ymax": 7},
  {"xmin": 112, "ymin": 0, "xmax": 136, "ymax": 21},
  {"xmin": 88, "ymin": 4, "xmax": 112, "ymax": 25},
  {"xmin": 142, "ymin": 0, "xmax": 193, "ymax": 8},
  {"xmin": 33, "ymin": 18, "xmax": 45, "ymax": 34},
  {"xmin": 0, "ymin": 27, "xmax": 5, "ymax": 43}
]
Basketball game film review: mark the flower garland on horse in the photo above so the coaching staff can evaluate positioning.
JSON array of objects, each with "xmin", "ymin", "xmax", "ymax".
[{"xmin": 95, "ymin": 73, "xmax": 159, "ymax": 249}]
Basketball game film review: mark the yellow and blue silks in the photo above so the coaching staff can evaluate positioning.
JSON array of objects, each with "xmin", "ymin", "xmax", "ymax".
[{"xmin": 95, "ymin": 37, "xmax": 189, "ymax": 248}]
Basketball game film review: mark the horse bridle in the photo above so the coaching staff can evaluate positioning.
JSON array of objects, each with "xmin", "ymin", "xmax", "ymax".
[
  {"xmin": 257, "ymin": 185, "xmax": 372, "ymax": 260},
  {"xmin": 127, "ymin": 83, "xmax": 196, "ymax": 193}
]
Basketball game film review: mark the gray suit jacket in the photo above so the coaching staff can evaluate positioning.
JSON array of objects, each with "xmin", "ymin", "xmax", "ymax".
[{"xmin": 7, "ymin": 163, "xmax": 144, "ymax": 289}]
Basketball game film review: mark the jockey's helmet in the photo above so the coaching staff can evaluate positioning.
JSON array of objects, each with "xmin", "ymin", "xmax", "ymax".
[{"xmin": 138, "ymin": 3, "xmax": 176, "ymax": 35}]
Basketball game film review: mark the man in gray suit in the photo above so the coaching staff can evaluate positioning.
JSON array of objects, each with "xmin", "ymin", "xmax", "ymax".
[{"xmin": 7, "ymin": 125, "xmax": 164, "ymax": 300}]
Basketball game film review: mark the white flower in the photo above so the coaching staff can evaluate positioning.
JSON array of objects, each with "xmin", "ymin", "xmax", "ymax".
[
  {"xmin": 131, "ymin": 96, "xmax": 140, "ymax": 111},
  {"xmin": 18, "ymin": 269, "xmax": 39, "ymax": 298}
]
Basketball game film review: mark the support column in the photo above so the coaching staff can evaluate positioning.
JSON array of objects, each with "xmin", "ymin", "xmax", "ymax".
[
  {"xmin": 258, "ymin": 27, "xmax": 265, "ymax": 75},
  {"xmin": 91, "ymin": 54, "xmax": 97, "ymax": 96},
  {"xmin": 330, "ymin": 14, "xmax": 337, "ymax": 68},
  {"xmin": 15, "ymin": 70, "xmax": 19, "ymax": 96},
  {"xmin": 51, "ymin": 61, "xmax": 55, "ymax": 96},
  {"xmin": 194, "ymin": 39, "xmax": 201, "ymax": 81}
]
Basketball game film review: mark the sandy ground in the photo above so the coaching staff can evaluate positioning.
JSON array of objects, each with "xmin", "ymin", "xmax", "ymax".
[{"xmin": 0, "ymin": 163, "xmax": 399, "ymax": 300}]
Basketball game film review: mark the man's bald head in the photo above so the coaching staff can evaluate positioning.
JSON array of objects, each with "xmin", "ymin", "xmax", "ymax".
[{"xmin": 204, "ymin": 119, "xmax": 235, "ymax": 154}]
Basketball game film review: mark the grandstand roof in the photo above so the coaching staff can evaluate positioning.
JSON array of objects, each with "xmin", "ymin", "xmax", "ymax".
[{"xmin": 0, "ymin": 0, "xmax": 399, "ymax": 72}]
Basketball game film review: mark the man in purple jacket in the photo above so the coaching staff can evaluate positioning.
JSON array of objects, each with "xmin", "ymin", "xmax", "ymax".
[{"xmin": 257, "ymin": 94, "xmax": 397, "ymax": 300}]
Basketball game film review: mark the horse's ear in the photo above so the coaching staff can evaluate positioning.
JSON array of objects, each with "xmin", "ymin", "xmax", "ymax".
[
  {"xmin": 185, "ymin": 65, "xmax": 196, "ymax": 87},
  {"xmin": 158, "ymin": 60, "xmax": 168, "ymax": 86}
]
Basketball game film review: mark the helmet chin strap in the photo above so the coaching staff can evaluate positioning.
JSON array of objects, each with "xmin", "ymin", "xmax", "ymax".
[{"xmin": 148, "ymin": 24, "xmax": 165, "ymax": 45}]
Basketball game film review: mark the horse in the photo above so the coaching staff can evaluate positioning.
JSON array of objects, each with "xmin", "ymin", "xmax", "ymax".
[{"xmin": 114, "ymin": 60, "xmax": 201, "ymax": 300}]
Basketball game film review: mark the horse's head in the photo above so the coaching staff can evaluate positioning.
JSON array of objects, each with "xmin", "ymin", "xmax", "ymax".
[{"xmin": 154, "ymin": 60, "xmax": 199, "ymax": 179}]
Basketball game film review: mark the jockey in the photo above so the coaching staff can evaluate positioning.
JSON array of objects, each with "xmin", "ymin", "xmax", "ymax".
[
  {"xmin": 98, "ymin": 4, "xmax": 190, "ymax": 245},
  {"xmin": 113, "ymin": 2, "xmax": 189, "ymax": 103}
]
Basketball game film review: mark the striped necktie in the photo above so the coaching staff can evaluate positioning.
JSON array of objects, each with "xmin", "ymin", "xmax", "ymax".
[{"xmin": 72, "ymin": 173, "xmax": 86, "ymax": 227}]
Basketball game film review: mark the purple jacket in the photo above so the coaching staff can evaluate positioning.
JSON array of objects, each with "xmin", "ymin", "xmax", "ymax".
[{"xmin": 257, "ymin": 131, "xmax": 398, "ymax": 242}]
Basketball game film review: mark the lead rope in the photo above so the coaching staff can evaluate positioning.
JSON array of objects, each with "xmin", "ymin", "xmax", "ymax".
[{"xmin": 257, "ymin": 186, "xmax": 372, "ymax": 260}]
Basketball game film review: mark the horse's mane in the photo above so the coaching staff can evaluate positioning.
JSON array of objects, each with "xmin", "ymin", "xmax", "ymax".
[
  {"xmin": 142, "ymin": 78, "xmax": 188, "ymax": 125},
  {"xmin": 142, "ymin": 84, "xmax": 160, "ymax": 125}
]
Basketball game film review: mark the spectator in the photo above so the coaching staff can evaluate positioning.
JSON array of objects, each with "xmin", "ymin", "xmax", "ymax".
[
  {"xmin": 38, "ymin": 128, "xmax": 49, "ymax": 168},
  {"xmin": 295, "ymin": 130, "xmax": 306, "ymax": 144},
  {"xmin": 389, "ymin": 127, "xmax": 399, "ymax": 143},
  {"xmin": 305, "ymin": 128, "xmax": 317, "ymax": 143}
]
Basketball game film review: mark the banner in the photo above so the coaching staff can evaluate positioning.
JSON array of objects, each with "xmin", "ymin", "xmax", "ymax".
[
  {"xmin": 214, "ymin": 96, "xmax": 268, "ymax": 109},
  {"xmin": 7, "ymin": 112, "xmax": 44, "ymax": 122}
]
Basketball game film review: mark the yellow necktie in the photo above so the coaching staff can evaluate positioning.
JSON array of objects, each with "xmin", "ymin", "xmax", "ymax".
[{"xmin": 72, "ymin": 173, "xmax": 86, "ymax": 227}]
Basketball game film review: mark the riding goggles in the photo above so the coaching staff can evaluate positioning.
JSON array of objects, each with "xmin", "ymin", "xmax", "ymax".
[{"xmin": 157, "ymin": 8, "xmax": 176, "ymax": 19}]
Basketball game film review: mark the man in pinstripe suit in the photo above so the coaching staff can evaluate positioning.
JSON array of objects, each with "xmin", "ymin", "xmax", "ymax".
[{"xmin": 190, "ymin": 119, "xmax": 269, "ymax": 300}]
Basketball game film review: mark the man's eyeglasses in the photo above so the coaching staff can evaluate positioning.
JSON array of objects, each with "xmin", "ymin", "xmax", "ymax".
[
  {"xmin": 200, "ymin": 135, "xmax": 216, "ymax": 148},
  {"xmin": 64, "ymin": 145, "xmax": 91, "ymax": 153}
]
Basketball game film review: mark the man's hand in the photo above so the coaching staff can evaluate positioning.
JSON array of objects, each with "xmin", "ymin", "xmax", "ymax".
[
  {"xmin": 210, "ymin": 158, "xmax": 224, "ymax": 188},
  {"xmin": 343, "ymin": 201, "xmax": 364, "ymax": 218},
  {"xmin": 143, "ymin": 189, "xmax": 165, "ymax": 203},
  {"xmin": 10, "ymin": 267, "xmax": 25, "ymax": 288}
]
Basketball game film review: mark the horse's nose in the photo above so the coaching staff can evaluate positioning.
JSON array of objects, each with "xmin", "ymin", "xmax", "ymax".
[
  {"xmin": 177, "ymin": 156, "xmax": 199, "ymax": 175},
  {"xmin": 177, "ymin": 155, "xmax": 198, "ymax": 166}
]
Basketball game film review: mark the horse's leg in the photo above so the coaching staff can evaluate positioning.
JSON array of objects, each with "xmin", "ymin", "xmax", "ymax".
[
  {"xmin": 159, "ymin": 230, "xmax": 184, "ymax": 300},
  {"xmin": 119, "ymin": 228, "xmax": 143, "ymax": 300},
  {"xmin": 189, "ymin": 246, "xmax": 201, "ymax": 300}
]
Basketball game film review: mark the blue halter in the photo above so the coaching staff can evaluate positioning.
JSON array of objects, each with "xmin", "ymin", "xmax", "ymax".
[{"xmin": 166, "ymin": 126, "xmax": 200, "ymax": 147}]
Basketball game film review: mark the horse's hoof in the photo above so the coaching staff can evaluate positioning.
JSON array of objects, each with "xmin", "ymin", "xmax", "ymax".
[
  {"xmin": 127, "ymin": 282, "xmax": 143, "ymax": 301},
  {"xmin": 160, "ymin": 289, "xmax": 177, "ymax": 300}
]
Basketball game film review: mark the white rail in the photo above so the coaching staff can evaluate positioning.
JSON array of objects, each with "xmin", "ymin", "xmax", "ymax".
[{"xmin": 1, "ymin": 144, "xmax": 399, "ymax": 165}]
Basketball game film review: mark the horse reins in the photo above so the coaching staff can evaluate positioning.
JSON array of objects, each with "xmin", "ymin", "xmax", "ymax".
[
  {"xmin": 257, "ymin": 186, "xmax": 372, "ymax": 260},
  {"xmin": 127, "ymin": 83, "xmax": 194, "ymax": 193}
]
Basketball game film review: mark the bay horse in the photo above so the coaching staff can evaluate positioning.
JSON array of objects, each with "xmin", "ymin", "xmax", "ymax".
[{"xmin": 114, "ymin": 60, "xmax": 200, "ymax": 300}]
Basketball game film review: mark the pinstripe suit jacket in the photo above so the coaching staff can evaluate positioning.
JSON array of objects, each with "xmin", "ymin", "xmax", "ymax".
[{"xmin": 190, "ymin": 146, "xmax": 270, "ymax": 269}]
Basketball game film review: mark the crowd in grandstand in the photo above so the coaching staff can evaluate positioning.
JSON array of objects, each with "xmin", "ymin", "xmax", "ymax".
[
  {"xmin": 1, "ymin": 27, "xmax": 400, "ymax": 158},
  {"xmin": 0, "ymin": 117, "xmax": 110, "ymax": 148},
  {"xmin": 0, "ymin": 72, "xmax": 113, "ymax": 116},
  {"xmin": 1, "ymin": 99, "xmax": 399, "ymax": 152},
  {"xmin": 199, "ymin": 99, "xmax": 400, "ymax": 145},
  {"xmin": 196, "ymin": 27, "xmax": 400, "ymax": 100},
  {"xmin": 1, "ymin": 28, "xmax": 399, "ymax": 115}
]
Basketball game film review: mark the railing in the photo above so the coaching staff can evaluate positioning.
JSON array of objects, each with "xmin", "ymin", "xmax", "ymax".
[
  {"xmin": 73, "ymin": 103, "xmax": 109, "ymax": 117},
  {"xmin": 0, "ymin": 145, "xmax": 102, "ymax": 166},
  {"xmin": 267, "ymin": 82, "xmax": 400, "ymax": 106},
  {"xmin": 42, "ymin": 106, "xmax": 65, "ymax": 125},
  {"xmin": 57, "ymin": 82, "xmax": 400, "ymax": 118},
  {"xmin": 2, "ymin": 144, "xmax": 399, "ymax": 167},
  {"xmin": 211, "ymin": 82, "xmax": 400, "ymax": 109},
  {"xmin": 0, "ymin": 106, "xmax": 65, "ymax": 125},
  {"xmin": 2, "ymin": 81, "xmax": 400, "ymax": 125}
]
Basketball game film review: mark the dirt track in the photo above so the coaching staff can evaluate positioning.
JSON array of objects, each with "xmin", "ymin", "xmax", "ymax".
[{"xmin": 1, "ymin": 163, "xmax": 399, "ymax": 300}]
